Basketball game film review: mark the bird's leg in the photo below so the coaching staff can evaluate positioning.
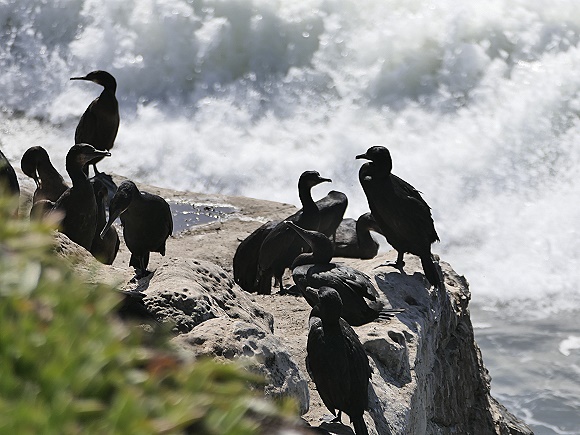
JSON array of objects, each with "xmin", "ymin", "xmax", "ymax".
[{"xmin": 373, "ymin": 251, "xmax": 405, "ymax": 269}]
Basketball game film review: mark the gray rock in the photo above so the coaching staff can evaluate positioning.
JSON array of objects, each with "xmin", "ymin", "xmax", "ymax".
[
  {"xmin": 136, "ymin": 258, "xmax": 274, "ymax": 333},
  {"xmin": 173, "ymin": 317, "xmax": 310, "ymax": 415}
]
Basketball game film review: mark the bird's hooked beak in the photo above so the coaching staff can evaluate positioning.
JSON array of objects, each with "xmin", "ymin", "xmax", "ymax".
[
  {"xmin": 100, "ymin": 212, "xmax": 119, "ymax": 239},
  {"xmin": 70, "ymin": 76, "xmax": 89, "ymax": 81},
  {"xmin": 355, "ymin": 152, "xmax": 369, "ymax": 160},
  {"xmin": 319, "ymin": 177, "xmax": 332, "ymax": 184}
]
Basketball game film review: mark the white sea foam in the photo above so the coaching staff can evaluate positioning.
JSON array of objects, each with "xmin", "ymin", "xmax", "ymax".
[
  {"xmin": 559, "ymin": 336, "xmax": 580, "ymax": 357},
  {"xmin": 2, "ymin": 0, "xmax": 580, "ymax": 315}
]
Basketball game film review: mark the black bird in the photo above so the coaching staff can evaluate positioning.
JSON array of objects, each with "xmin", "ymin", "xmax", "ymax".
[
  {"xmin": 333, "ymin": 213, "xmax": 382, "ymax": 259},
  {"xmin": 21, "ymin": 146, "xmax": 68, "ymax": 205},
  {"xmin": 100, "ymin": 180, "xmax": 172, "ymax": 278},
  {"xmin": 286, "ymin": 221, "xmax": 401, "ymax": 326},
  {"xmin": 233, "ymin": 219, "xmax": 279, "ymax": 293},
  {"xmin": 306, "ymin": 287, "xmax": 371, "ymax": 435},
  {"xmin": 90, "ymin": 178, "xmax": 119, "ymax": 265},
  {"xmin": 233, "ymin": 190, "xmax": 347, "ymax": 294},
  {"xmin": 50, "ymin": 144, "xmax": 111, "ymax": 250},
  {"xmin": 71, "ymin": 70, "xmax": 119, "ymax": 175},
  {"xmin": 255, "ymin": 171, "xmax": 331, "ymax": 295},
  {"xmin": 356, "ymin": 146, "xmax": 442, "ymax": 289},
  {"xmin": 0, "ymin": 148, "xmax": 19, "ymax": 197}
]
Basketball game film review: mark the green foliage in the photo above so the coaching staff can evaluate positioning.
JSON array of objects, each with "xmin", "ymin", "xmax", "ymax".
[{"xmin": 0, "ymin": 197, "xmax": 286, "ymax": 434}]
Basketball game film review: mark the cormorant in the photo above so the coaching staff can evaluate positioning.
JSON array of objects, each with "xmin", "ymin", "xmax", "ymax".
[
  {"xmin": 50, "ymin": 144, "xmax": 111, "ymax": 250},
  {"xmin": 356, "ymin": 146, "xmax": 442, "ymax": 289},
  {"xmin": 71, "ymin": 70, "xmax": 119, "ymax": 175},
  {"xmin": 0, "ymin": 148, "xmax": 19, "ymax": 196},
  {"xmin": 306, "ymin": 287, "xmax": 371, "ymax": 435},
  {"xmin": 286, "ymin": 221, "xmax": 401, "ymax": 326},
  {"xmin": 20, "ymin": 146, "xmax": 68, "ymax": 205},
  {"xmin": 233, "ymin": 219, "xmax": 279, "ymax": 293},
  {"xmin": 100, "ymin": 180, "xmax": 172, "ymax": 279},
  {"xmin": 233, "ymin": 190, "xmax": 347, "ymax": 294},
  {"xmin": 255, "ymin": 170, "xmax": 331, "ymax": 295},
  {"xmin": 90, "ymin": 178, "xmax": 119, "ymax": 265},
  {"xmin": 333, "ymin": 213, "xmax": 382, "ymax": 259}
]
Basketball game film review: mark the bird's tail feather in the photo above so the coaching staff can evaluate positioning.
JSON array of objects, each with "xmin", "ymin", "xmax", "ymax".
[
  {"xmin": 352, "ymin": 415, "xmax": 369, "ymax": 435},
  {"xmin": 421, "ymin": 254, "xmax": 443, "ymax": 290}
]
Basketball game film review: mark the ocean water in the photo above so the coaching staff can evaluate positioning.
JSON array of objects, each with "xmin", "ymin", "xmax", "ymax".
[{"xmin": 1, "ymin": 0, "xmax": 579, "ymax": 432}]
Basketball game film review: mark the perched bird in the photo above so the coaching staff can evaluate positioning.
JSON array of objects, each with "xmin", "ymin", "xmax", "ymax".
[
  {"xmin": 101, "ymin": 180, "xmax": 172, "ymax": 279},
  {"xmin": 50, "ymin": 144, "xmax": 111, "ymax": 250},
  {"xmin": 356, "ymin": 146, "xmax": 442, "ymax": 289},
  {"xmin": 286, "ymin": 221, "xmax": 402, "ymax": 326},
  {"xmin": 233, "ymin": 219, "xmax": 280, "ymax": 293},
  {"xmin": 255, "ymin": 170, "xmax": 331, "ymax": 295},
  {"xmin": 306, "ymin": 287, "xmax": 371, "ymax": 435},
  {"xmin": 0, "ymin": 148, "xmax": 19, "ymax": 197},
  {"xmin": 233, "ymin": 190, "xmax": 347, "ymax": 294},
  {"xmin": 71, "ymin": 70, "xmax": 119, "ymax": 175},
  {"xmin": 333, "ymin": 213, "xmax": 382, "ymax": 259},
  {"xmin": 20, "ymin": 146, "xmax": 68, "ymax": 205},
  {"xmin": 90, "ymin": 178, "xmax": 119, "ymax": 265}
]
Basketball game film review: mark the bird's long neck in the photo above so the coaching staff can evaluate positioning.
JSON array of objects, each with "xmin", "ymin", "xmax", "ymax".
[
  {"xmin": 38, "ymin": 160, "xmax": 64, "ymax": 183},
  {"xmin": 356, "ymin": 218, "xmax": 377, "ymax": 252},
  {"xmin": 292, "ymin": 232, "xmax": 333, "ymax": 267},
  {"xmin": 298, "ymin": 185, "xmax": 320, "ymax": 231},
  {"xmin": 66, "ymin": 162, "xmax": 88, "ymax": 186}
]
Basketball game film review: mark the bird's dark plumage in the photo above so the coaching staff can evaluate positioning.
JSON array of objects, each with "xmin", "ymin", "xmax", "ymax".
[
  {"xmin": 255, "ymin": 171, "xmax": 331, "ymax": 295},
  {"xmin": 101, "ymin": 180, "xmax": 172, "ymax": 278},
  {"xmin": 90, "ymin": 178, "xmax": 119, "ymax": 265},
  {"xmin": 234, "ymin": 190, "xmax": 347, "ymax": 294},
  {"xmin": 286, "ymin": 221, "xmax": 401, "ymax": 326},
  {"xmin": 51, "ymin": 144, "xmax": 111, "ymax": 250},
  {"xmin": 71, "ymin": 70, "xmax": 119, "ymax": 175},
  {"xmin": 0, "ymin": 148, "xmax": 20, "ymax": 197},
  {"xmin": 21, "ymin": 146, "xmax": 68, "ymax": 205},
  {"xmin": 306, "ymin": 287, "xmax": 371, "ymax": 435},
  {"xmin": 356, "ymin": 146, "xmax": 442, "ymax": 289},
  {"xmin": 333, "ymin": 213, "xmax": 382, "ymax": 259}
]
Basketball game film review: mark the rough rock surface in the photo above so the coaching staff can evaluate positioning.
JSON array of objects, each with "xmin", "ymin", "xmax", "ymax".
[
  {"xmin": 132, "ymin": 258, "xmax": 274, "ymax": 334},
  {"xmin": 173, "ymin": 317, "xmax": 310, "ymax": 415},
  {"xmin": 19, "ymin": 174, "xmax": 532, "ymax": 435}
]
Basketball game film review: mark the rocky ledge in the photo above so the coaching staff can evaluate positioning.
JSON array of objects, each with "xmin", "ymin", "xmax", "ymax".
[{"xmin": 32, "ymin": 176, "xmax": 531, "ymax": 435}]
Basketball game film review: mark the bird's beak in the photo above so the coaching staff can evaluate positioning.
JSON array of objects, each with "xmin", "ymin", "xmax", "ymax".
[
  {"xmin": 91, "ymin": 150, "xmax": 111, "ymax": 159},
  {"xmin": 70, "ymin": 76, "xmax": 88, "ymax": 81},
  {"xmin": 100, "ymin": 212, "xmax": 118, "ymax": 239},
  {"xmin": 319, "ymin": 177, "xmax": 332, "ymax": 183},
  {"xmin": 355, "ymin": 153, "xmax": 369, "ymax": 160}
]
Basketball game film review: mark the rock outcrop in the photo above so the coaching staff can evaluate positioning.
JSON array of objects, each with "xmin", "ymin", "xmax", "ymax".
[{"xmin": 22, "ymin": 174, "xmax": 531, "ymax": 435}]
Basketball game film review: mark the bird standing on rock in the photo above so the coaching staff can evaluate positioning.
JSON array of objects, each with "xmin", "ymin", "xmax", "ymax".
[
  {"xmin": 255, "ymin": 170, "xmax": 331, "ymax": 295},
  {"xmin": 101, "ymin": 180, "xmax": 172, "ymax": 279},
  {"xmin": 356, "ymin": 146, "xmax": 442, "ymax": 289},
  {"xmin": 71, "ymin": 70, "xmax": 119, "ymax": 175},
  {"xmin": 306, "ymin": 286, "xmax": 371, "ymax": 435},
  {"xmin": 50, "ymin": 144, "xmax": 111, "ymax": 250},
  {"xmin": 285, "ymin": 221, "xmax": 402, "ymax": 326}
]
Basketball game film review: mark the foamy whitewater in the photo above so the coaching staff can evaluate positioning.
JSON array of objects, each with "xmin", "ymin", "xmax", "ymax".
[{"xmin": 1, "ymin": 1, "xmax": 579, "ymax": 432}]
